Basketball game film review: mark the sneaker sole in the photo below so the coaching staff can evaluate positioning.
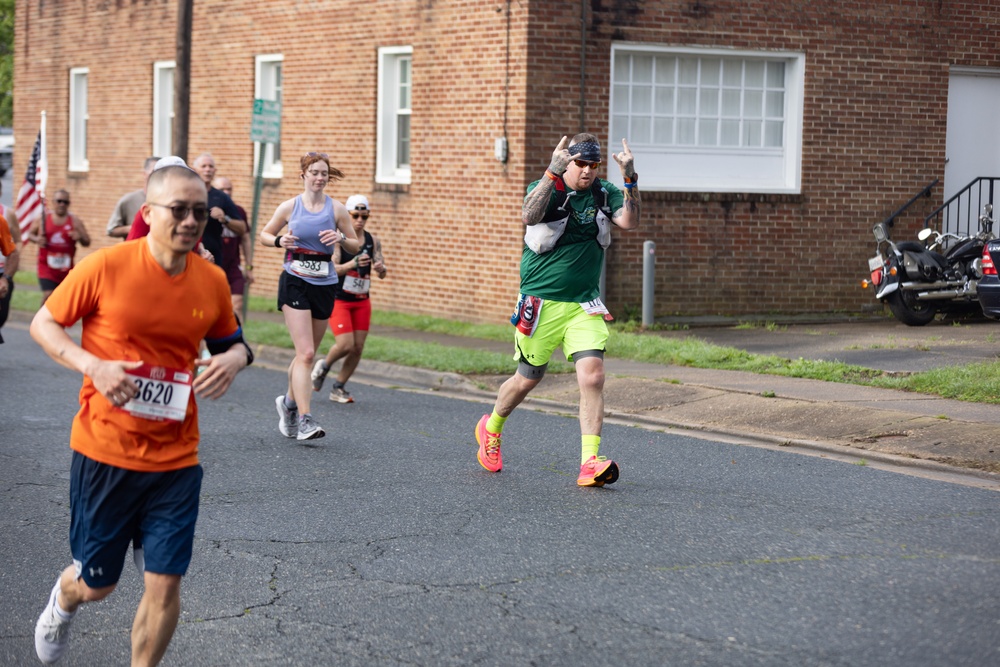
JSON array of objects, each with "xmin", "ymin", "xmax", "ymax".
[
  {"xmin": 578, "ymin": 461, "xmax": 620, "ymax": 487},
  {"xmin": 35, "ymin": 580, "xmax": 70, "ymax": 663},
  {"xmin": 475, "ymin": 415, "xmax": 502, "ymax": 472},
  {"xmin": 329, "ymin": 394, "xmax": 354, "ymax": 403},
  {"xmin": 297, "ymin": 427, "xmax": 326, "ymax": 441},
  {"xmin": 311, "ymin": 362, "xmax": 327, "ymax": 392},
  {"xmin": 275, "ymin": 396, "xmax": 296, "ymax": 438}
]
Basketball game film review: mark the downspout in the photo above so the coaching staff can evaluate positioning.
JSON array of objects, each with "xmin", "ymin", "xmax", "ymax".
[{"xmin": 579, "ymin": 0, "xmax": 586, "ymax": 133}]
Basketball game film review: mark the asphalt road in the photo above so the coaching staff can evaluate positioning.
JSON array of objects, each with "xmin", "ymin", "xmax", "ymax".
[{"xmin": 2, "ymin": 325, "xmax": 999, "ymax": 666}]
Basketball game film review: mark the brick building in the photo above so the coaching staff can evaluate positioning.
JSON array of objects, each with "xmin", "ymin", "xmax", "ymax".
[{"xmin": 12, "ymin": 1, "xmax": 1000, "ymax": 322}]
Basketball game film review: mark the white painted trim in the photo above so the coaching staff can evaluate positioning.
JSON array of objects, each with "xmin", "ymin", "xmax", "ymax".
[
  {"xmin": 152, "ymin": 61, "xmax": 175, "ymax": 157},
  {"xmin": 376, "ymin": 46, "xmax": 413, "ymax": 185},
  {"xmin": 254, "ymin": 54, "xmax": 284, "ymax": 179},
  {"xmin": 68, "ymin": 67, "xmax": 89, "ymax": 171}
]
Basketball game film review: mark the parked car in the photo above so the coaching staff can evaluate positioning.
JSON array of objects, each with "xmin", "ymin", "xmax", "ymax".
[
  {"xmin": 979, "ymin": 235, "xmax": 1000, "ymax": 319},
  {"xmin": 0, "ymin": 127, "xmax": 13, "ymax": 177}
]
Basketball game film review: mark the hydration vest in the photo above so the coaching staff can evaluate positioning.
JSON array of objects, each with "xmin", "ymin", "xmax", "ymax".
[{"xmin": 523, "ymin": 178, "xmax": 614, "ymax": 254}]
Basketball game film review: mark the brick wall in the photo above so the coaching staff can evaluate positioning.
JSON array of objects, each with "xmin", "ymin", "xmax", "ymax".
[{"xmin": 13, "ymin": 0, "xmax": 1000, "ymax": 322}]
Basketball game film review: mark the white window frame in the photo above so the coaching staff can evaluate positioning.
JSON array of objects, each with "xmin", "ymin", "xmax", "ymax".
[
  {"xmin": 254, "ymin": 54, "xmax": 284, "ymax": 179},
  {"xmin": 376, "ymin": 46, "xmax": 413, "ymax": 184},
  {"xmin": 153, "ymin": 61, "xmax": 175, "ymax": 158},
  {"xmin": 609, "ymin": 44, "xmax": 805, "ymax": 193},
  {"xmin": 69, "ymin": 67, "xmax": 89, "ymax": 172}
]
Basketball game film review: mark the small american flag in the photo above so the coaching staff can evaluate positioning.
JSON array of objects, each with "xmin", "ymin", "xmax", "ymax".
[{"xmin": 15, "ymin": 131, "xmax": 45, "ymax": 239}]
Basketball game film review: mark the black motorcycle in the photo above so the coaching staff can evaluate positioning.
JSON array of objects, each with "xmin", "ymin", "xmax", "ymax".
[{"xmin": 863, "ymin": 204, "xmax": 995, "ymax": 326}]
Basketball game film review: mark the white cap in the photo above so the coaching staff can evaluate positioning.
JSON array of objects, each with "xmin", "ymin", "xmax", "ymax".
[
  {"xmin": 153, "ymin": 155, "xmax": 193, "ymax": 171},
  {"xmin": 345, "ymin": 194, "xmax": 369, "ymax": 211}
]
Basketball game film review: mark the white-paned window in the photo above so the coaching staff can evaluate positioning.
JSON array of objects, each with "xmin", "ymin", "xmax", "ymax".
[
  {"xmin": 376, "ymin": 46, "xmax": 413, "ymax": 184},
  {"xmin": 153, "ymin": 61, "xmax": 175, "ymax": 157},
  {"xmin": 609, "ymin": 45, "xmax": 805, "ymax": 193},
  {"xmin": 69, "ymin": 68, "xmax": 89, "ymax": 171},
  {"xmin": 254, "ymin": 54, "xmax": 283, "ymax": 178}
]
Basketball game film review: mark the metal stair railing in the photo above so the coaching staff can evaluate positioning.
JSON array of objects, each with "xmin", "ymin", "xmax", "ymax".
[
  {"xmin": 925, "ymin": 176, "xmax": 1000, "ymax": 237},
  {"xmin": 881, "ymin": 179, "xmax": 937, "ymax": 231}
]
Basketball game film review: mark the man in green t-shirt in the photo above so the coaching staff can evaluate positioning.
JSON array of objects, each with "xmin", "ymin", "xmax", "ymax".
[{"xmin": 475, "ymin": 133, "xmax": 641, "ymax": 487}]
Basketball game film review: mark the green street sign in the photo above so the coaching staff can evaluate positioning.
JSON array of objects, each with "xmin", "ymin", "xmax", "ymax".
[{"xmin": 251, "ymin": 99, "xmax": 281, "ymax": 144}]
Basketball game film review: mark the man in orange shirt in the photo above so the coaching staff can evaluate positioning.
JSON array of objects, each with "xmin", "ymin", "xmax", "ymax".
[{"xmin": 29, "ymin": 160, "xmax": 253, "ymax": 666}]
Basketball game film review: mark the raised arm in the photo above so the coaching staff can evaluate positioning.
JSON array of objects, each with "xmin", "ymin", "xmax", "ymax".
[
  {"xmin": 610, "ymin": 138, "xmax": 640, "ymax": 230},
  {"xmin": 523, "ymin": 136, "xmax": 580, "ymax": 226}
]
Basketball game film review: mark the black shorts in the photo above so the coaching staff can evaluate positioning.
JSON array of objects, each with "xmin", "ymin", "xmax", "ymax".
[{"xmin": 277, "ymin": 271, "xmax": 336, "ymax": 320}]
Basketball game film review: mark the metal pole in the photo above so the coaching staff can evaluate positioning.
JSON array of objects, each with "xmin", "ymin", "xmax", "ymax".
[
  {"xmin": 242, "ymin": 144, "xmax": 266, "ymax": 324},
  {"xmin": 173, "ymin": 0, "xmax": 193, "ymax": 160},
  {"xmin": 642, "ymin": 240, "xmax": 655, "ymax": 328}
]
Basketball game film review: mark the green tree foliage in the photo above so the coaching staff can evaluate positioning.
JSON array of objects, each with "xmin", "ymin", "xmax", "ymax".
[{"xmin": 0, "ymin": 0, "xmax": 13, "ymax": 127}]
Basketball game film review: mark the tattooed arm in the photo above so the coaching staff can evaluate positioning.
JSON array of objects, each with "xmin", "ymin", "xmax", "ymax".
[
  {"xmin": 523, "ymin": 136, "xmax": 580, "ymax": 226},
  {"xmin": 611, "ymin": 138, "xmax": 640, "ymax": 230}
]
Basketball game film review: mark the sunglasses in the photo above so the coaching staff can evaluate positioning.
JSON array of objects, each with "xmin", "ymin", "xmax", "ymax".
[
  {"xmin": 55, "ymin": 199, "xmax": 70, "ymax": 205},
  {"xmin": 350, "ymin": 212, "xmax": 370, "ymax": 220},
  {"xmin": 573, "ymin": 159, "xmax": 601, "ymax": 170},
  {"xmin": 148, "ymin": 202, "xmax": 209, "ymax": 223},
  {"xmin": 305, "ymin": 152, "xmax": 329, "ymax": 159}
]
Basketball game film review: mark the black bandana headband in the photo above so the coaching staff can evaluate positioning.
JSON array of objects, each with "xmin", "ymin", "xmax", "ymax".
[{"xmin": 568, "ymin": 141, "xmax": 601, "ymax": 163}]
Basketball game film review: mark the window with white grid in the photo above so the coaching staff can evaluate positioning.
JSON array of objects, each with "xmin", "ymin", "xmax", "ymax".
[
  {"xmin": 377, "ymin": 46, "xmax": 413, "ymax": 184},
  {"xmin": 69, "ymin": 68, "xmax": 89, "ymax": 171},
  {"xmin": 254, "ymin": 54, "xmax": 284, "ymax": 179},
  {"xmin": 609, "ymin": 45, "xmax": 804, "ymax": 193},
  {"xmin": 153, "ymin": 61, "xmax": 174, "ymax": 158}
]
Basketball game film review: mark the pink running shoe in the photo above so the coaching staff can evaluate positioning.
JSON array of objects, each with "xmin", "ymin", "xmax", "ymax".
[
  {"xmin": 475, "ymin": 414, "xmax": 502, "ymax": 472},
  {"xmin": 577, "ymin": 455, "xmax": 619, "ymax": 487}
]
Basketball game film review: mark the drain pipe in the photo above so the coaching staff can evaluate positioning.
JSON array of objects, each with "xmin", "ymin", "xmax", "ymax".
[{"xmin": 579, "ymin": 0, "xmax": 586, "ymax": 132}]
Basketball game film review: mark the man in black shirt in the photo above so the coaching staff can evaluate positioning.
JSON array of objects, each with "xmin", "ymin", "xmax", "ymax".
[{"xmin": 191, "ymin": 153, "xmax": 247, "ymax": 265}]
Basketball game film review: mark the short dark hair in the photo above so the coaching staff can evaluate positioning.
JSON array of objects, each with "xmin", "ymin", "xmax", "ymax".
[
  {"xmin": 146, "ymin": 165, "xmax": 206, "ymax": 202},
  {"xmin": 570, "ymin": 133, "xmax": 600, "ymax": 148}
]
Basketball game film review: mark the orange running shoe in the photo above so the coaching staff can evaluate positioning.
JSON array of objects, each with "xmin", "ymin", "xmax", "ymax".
[
  {"xmin": 577, "ymin": 455, "xmax": 619, "ymax": 487},
  {"xmin": 475, "ymin": 414, "xmax": 503, "ymax": 472}
]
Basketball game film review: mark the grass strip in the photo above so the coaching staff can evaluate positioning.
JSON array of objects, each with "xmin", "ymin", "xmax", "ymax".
[
  {"xmin": 244, "ymin": 318, "xmax": 571, "ymax": 375},
  {"xmin": 11, "ymin": 273, "xmax": 1000, "ymax": 403}
]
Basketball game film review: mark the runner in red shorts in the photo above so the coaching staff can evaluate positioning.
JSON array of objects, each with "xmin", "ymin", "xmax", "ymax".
[{"xmin": 311, "ymin": 194, "xmax": 387, "ymax": 403}]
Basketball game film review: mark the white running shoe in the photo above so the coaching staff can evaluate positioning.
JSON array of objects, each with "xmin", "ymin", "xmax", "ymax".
[
  {"xmin": 297, "ymin": 414, "xmax": 326, "ymax": 440},
  {"xmin": 275, "ymin": 395, "xmax": 298, "ymax": 438},
  {"xmin": 329, "ymin": 386, "xmax": 354, "ymax": 404},
  {"xmin": 35, "ymin": 578, "xmax": 74, "ymax": 664},
  {"xmin": 310, "ymin": 359, "xmax": 329, "ymax": 392}
]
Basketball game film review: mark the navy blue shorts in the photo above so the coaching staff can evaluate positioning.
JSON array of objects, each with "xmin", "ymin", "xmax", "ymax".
[{"xmin": 69, "ymin": 452, "xmax": 203, "ymax": 588}]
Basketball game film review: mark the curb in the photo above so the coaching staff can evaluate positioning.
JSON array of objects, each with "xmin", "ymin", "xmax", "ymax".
[{"xmin": 253, "ymin": 342, "xmax": 999, "ymax": 490}]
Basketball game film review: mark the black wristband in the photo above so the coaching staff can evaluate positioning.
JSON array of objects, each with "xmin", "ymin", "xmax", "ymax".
[{"xmin": 274, "ymin": 235, "xmax": 283, "ymax": 248}]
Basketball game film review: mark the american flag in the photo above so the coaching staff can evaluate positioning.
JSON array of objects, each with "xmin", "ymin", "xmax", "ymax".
[{"xmin": 15, "ymin": 131, "xmax": 45, "ymax": 239}]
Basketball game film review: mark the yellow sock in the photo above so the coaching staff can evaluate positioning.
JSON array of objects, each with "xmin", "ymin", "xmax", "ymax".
[
  {"xmin": 581, "ymin": 434, "xmax": 601, "ymax": 464},
  {"xmin": 486, "ymin": 410, "xmax": 507, "ymax": 434}
]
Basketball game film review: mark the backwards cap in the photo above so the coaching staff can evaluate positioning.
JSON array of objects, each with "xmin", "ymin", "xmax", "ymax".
[{"xmin": 345, "ymin": 194, "xmax": 370, "ymax": 211}]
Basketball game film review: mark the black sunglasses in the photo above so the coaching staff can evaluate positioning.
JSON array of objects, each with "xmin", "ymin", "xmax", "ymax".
[
  {"xmin": 55, "ymin": 199, "xmax": 70, "ymax": 205},
  {"xmin": 350, "ymin": 212, "xmax": 370, "ymax": 220},
  {"xmin": 148, "ymin": 202, "xmax": 209, "ymax": 223}
]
